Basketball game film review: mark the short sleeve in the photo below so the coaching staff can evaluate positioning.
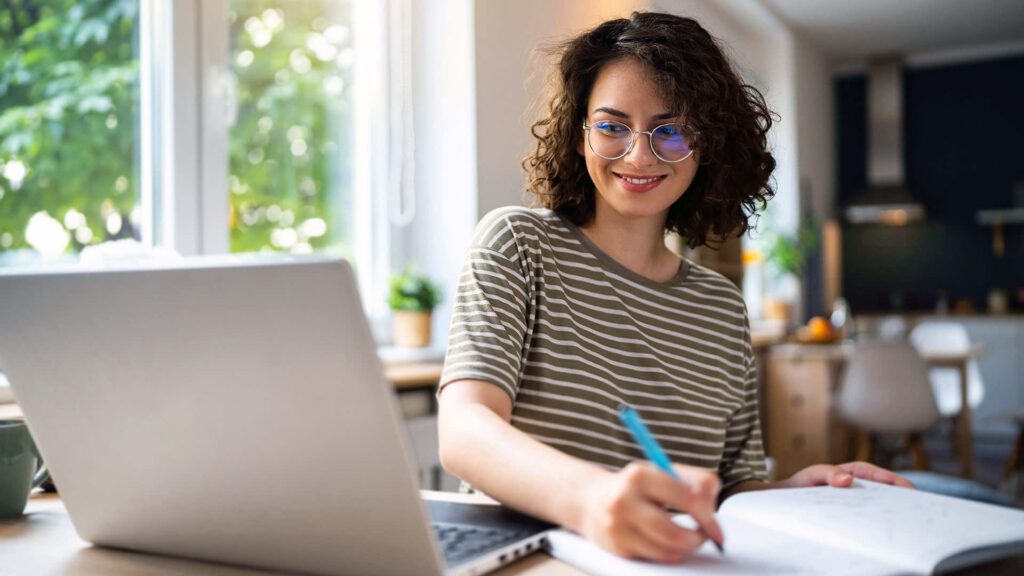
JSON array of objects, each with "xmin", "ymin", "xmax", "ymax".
[
  {"xmin": 717, "ymin": 345, "xmax": 769, "ymax": 489},
  {"xmin": 439, "ymin": 213, "xmax": 532, "ymax": 402}
]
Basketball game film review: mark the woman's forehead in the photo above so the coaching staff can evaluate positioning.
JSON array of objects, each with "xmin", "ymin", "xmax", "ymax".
[{"xmin": 587, "ymin": 58, "xmax": 679, "ymax": 117}]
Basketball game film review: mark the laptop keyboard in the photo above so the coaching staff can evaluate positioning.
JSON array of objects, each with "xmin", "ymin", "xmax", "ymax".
[{"xmin": 431, "ymin": 521, "xmax": 539, "ymax": 566}]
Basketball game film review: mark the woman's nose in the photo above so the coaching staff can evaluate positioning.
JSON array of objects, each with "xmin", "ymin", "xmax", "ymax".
[{"xmin": 624, "ymin": 132, "xmax": 658, "ymax": 168}]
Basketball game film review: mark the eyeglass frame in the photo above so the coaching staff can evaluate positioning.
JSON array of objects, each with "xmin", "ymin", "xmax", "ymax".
[{"xmin": 581, "ymin": 119, "xmax": 697, "ymax": 163}]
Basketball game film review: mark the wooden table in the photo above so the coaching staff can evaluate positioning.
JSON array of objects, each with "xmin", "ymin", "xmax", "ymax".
[
  {"xmin": 0, "ymin": 491, "xmax": 582, "ymax": 576},
  {"xmin": 7, "ymin": 490, "xmax": 1024, "ymax": 575},
  {"xmin": 924, "ymin": 344, "xmax": 986, "ymax": 478},
  {"xmin": 385, "ymin": 361, "xmax": 444, "ymax": 391},
  {"xmin": 765, "ymin": 343, "xmax": 985, "ymax": 479}
]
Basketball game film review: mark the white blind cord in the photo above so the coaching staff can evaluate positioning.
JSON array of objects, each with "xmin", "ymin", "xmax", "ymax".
[{"xmin": 387, "ymin": 0, "xmax": 415, "ymax": 228}]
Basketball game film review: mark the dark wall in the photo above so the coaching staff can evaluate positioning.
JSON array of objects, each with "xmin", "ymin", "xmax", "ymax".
[{"xmin": 836, "ymin": 56, "xmax": 1024, "ymax": 313}]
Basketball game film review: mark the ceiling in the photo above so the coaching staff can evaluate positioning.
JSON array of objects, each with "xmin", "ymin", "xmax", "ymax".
[{"xmin": 760, "ymin": 0, "xmax": 1024, "ymax": 64}]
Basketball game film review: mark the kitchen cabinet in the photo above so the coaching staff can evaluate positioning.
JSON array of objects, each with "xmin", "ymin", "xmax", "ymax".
[{"xmin": 763, "ymin": 345, "xmax": 852, "ymax": 479}]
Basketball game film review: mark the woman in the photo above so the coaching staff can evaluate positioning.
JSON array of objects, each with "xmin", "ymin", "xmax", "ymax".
[{"xmin": 437, "ymin": 11, "xmax": 911, "ymax": 563}]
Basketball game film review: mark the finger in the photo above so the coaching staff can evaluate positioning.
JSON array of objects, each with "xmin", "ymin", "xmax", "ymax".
[
  {"xmin": 624, "ymin": 463, "xmax": 713, "ymax": 513},
  {"xmin": 629, "ymin": 499, "xmax": 706, "ymax": 555},
  {"xmin": 839, "ymin": 462, "xmax": 916, "ymax": 488},
  {"xmin": 648, "ymin": 464, "xmax": 723, "ymax": 546},
  {"xmin": 827, "ymin": 467, "xmax": 854, "ymax": 487}
]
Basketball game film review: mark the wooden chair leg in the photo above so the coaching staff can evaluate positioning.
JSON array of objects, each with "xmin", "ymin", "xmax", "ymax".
[
  {"xmin": 908, "ymin": 433, "xmax": 930, "ymax": 471},
  {"xmin": 855, "ymin": 432, "xmax": 874, "ymax": 463},
  {"xmin": 949, "ymin": 416, "xmax": 961, "ymax": 460},
  {"xmin": 1002, "ymin": 425, "xmax": 1024, "ymax": 484}
]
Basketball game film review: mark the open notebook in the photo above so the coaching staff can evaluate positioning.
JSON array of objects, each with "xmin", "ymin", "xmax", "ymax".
[{"xmin": 548, "ymin": 481, "xmax": 1024, "ymax": 575}]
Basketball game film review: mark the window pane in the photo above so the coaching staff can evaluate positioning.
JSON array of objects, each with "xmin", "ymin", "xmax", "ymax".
[
  {"xmin": 228, "ymin": 2, "xmax": 355, "ymax": 258},
  {"xmin": 0, "ymin": 0, "xmax": 141, "ymax": 265}
]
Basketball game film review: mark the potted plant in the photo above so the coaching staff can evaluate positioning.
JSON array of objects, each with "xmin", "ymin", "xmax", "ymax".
[
  {"xmin": 388, "ymin": 268, "xmax": 442, "ymax": 348},
  {"xmin": 759, "ymin": 220, "xmax": 818, "ymax": 324}
]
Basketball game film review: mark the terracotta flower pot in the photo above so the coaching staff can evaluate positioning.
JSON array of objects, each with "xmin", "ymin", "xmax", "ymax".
[{"xmin": 393, "ymin": 310, "xmax": 432, "ymax": 348}]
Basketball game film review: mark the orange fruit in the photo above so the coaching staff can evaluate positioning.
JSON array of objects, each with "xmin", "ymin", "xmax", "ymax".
[{"xmin": 807, "ymin": 317, "xmax": 832, "ymax": 341}]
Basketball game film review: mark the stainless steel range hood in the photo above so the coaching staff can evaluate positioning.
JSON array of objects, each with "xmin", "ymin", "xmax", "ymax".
[{"xmin": 844, "ymin": 59, "xmax": 925, "ymax": 225}]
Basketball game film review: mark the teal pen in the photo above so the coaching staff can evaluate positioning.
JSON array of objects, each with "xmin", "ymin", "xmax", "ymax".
[{"xmin": 618, "ymin": 404, "xmax": 725, "ymax": 554}]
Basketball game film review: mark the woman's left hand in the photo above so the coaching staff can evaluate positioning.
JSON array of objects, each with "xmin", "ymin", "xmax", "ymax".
[{"xmin": 780, "ymin": 461, "xmax": 916, "ymax": 490}]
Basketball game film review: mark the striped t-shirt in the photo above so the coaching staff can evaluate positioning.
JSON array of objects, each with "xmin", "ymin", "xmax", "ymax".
[{"xmin": 440, "ymin": 206, "xmax": 767, "ymax": 489}]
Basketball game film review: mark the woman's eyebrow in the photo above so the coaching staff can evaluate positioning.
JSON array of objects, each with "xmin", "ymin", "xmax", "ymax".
[{"xmin": 592, "ymin": 107, "xmax": 676, "ymax": 121}]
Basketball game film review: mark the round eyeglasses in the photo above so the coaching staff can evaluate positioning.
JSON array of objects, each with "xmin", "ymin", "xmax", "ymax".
[{"xmin": 582, "ymin": 120, "xmax": 695, "ymax": 163}]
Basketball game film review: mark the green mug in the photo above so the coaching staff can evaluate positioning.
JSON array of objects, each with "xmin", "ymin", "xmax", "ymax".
[{"xmin": 0, "ymin": 419, "xmax": 49, "ymax": 519}]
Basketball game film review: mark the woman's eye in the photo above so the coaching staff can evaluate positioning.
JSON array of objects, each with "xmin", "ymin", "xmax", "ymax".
[
  {"xmin": 595, "ymin": 122, "xmax": 628, "ymax": 135},
  {"xmin": 655, "ymin": 124, "xmax": 683, "ymax": 137}
]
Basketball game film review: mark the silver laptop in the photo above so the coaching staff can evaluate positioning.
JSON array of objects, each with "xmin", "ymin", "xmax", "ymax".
[{"xmin": 0, "ymin": 257, "xmax": 551, "ymax": 576}]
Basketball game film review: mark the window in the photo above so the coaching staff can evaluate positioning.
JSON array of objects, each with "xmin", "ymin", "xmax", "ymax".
[
  {"xmin": 0, "ymin": 0, "xmax": 392, "ymax": 322},
  {"xmin": 0, "ymin": 0, "xmax": 142, "ymax": 265}
]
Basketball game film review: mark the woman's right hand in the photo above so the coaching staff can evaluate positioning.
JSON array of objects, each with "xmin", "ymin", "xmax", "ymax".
[{"xmin": 575, "ymin": 461, "xmax": 724, "ymax": 564}]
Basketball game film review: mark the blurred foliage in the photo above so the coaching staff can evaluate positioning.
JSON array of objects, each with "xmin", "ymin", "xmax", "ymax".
[
  {"xmin": 0, "ymin": 0, "xmax": 354, "ymax": 260},
  {"xmin": 227, "ymin": 1, "xmax": 354, "ymax": 254},
  {"xmin": 388, "ymin": 268, "xmax": 442, "ymax": 312},
  {"xmin": 761, "ymin": 217, "xmax": 819, "ymax": 279},
  {"xmin": 0, "ymin": 0, "xmax": 139, "ymax": 255}
]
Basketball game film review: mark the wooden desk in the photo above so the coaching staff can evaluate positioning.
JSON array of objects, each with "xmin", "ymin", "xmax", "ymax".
[
  {"xmin": 765, "ymin": 343, "xmax": 985, "ymax": 479},
  {"xmin": 7, "ymin": 491, "xmax": 1024, "ymax": 575},
  {"xmin": 0, "ymin": 491, "xmax": 581, "ymax": 576},
  {"xmin": 385, "ymin": 361, "xmax": 444, "ymax": 391}
]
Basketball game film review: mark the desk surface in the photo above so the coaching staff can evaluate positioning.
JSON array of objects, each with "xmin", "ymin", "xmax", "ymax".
[
  {"xmin": 7, "ymin": 491, "xmax": 1024, "ymax": 575},
  {"xmin": 767, "ymin": 342, "xmax": 985, "ymax": 362},
  {"xmin": 0, "ymin": 491, "xmax": 583, "ymax": 576},
  {"xmin": 385, "ymin": 361, "xmax": 444, "ymax": 390}
]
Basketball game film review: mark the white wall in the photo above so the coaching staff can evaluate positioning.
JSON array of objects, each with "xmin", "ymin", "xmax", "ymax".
[
  {"xmin": 791, "ymin": 29, "xmax": 836, "ymax": 318},
  {"xmin": 793, "ymin": 32, "xmax": 835, "ymax": 223},
  {"xmin": 401, "ymin": 0, "xmax": 478, "ymax": 347}
]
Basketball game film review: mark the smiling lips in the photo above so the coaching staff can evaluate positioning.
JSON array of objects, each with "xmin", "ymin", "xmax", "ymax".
[{"xmin": 614, "ymin": 171, "xmax": 668, "ymax": 194}]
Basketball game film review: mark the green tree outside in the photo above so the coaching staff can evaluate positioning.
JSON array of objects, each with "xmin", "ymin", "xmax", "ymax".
[
  {"xmin": 0, "ymin": 0, "xmax": 139, "ymax": 261},
  {"xmin": 0, "ymin": 0, "xmax": 354, "ymax": 262}
]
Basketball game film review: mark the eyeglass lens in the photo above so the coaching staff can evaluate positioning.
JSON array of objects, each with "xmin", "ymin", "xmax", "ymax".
[{"xmin": 588, "ymin": 121, "xmax": 692, "ymax": 162}]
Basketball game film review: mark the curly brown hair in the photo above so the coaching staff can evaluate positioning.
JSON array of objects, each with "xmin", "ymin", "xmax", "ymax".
[{"xmin": 523, "ymin": 12, "xmax": 776, "ymax": 248}]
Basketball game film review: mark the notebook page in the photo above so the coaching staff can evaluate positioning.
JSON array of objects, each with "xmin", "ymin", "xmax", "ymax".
[
  {"xmin": 546, "ymin": 513, "xmax": 902, "ymax": 576},
  {"xmin": 719, "ymin": 480, "xmax": 1024, "ymax": 573}
]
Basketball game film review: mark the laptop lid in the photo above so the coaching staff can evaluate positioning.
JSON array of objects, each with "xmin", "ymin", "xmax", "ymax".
[{"xmin": 0, "ymin": 257, "xmax": 446, "ymax": 575}]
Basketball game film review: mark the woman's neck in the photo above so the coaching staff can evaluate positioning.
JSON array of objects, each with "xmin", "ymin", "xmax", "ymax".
[{"xmin": 580, "ymin": 210, "xmax": 679, "ymax": 283}]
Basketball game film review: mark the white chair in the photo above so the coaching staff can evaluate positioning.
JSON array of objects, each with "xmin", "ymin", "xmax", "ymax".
[
  {"xmin": 876, "ymin": 316, "xmax": 909, "ymax": 341},
  {"xmin": 839, "ymin": 341, "xmax": 941, "ymax": 469},
  {"xmin": 909, "ymin": 322, "xmax": 984, "ymax": 417}
]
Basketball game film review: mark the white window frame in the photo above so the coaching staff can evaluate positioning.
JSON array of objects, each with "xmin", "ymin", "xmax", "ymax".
[{"xmin": 142, "ymin": 0, "xmax": 391, "ymax": 325}]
